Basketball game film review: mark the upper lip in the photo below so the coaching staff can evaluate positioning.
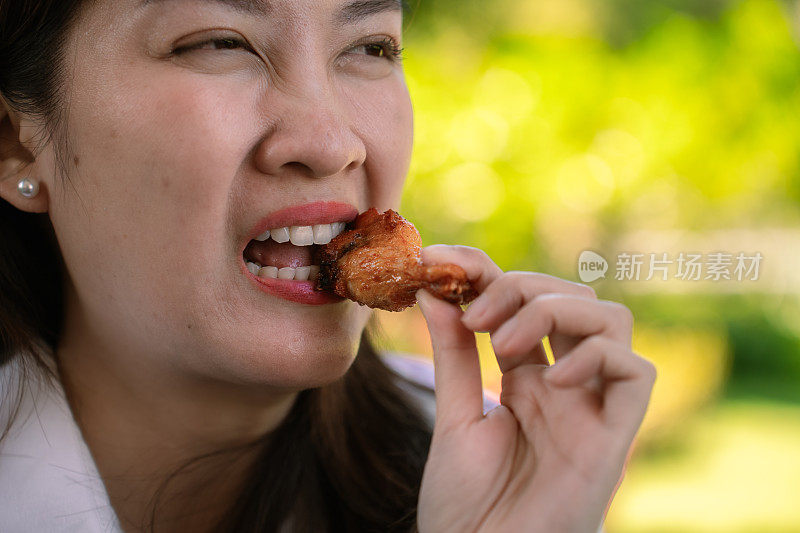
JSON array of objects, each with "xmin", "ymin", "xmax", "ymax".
[{"xmin": 245, "ymin": 200, "xmax": 359, "ymax": 243}]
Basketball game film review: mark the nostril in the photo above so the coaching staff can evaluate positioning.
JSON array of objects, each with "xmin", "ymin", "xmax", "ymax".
[
  {"xmin": 345, "ymin": 159, "xmax": 362, "ymax": 173},
  {"xmin": 282, "ymin": 161, "xmax": 316, "ymax": 178}
]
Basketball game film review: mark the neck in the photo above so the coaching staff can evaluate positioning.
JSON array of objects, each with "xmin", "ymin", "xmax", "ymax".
[{"xmin": 57, "ymin": 310, "xmax": 298, "ymax": 532}]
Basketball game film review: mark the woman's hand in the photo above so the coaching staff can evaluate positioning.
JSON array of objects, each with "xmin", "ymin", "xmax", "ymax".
[{"xmin": 415, "ymin": 245, "xmax": 656, "ymax": 533}]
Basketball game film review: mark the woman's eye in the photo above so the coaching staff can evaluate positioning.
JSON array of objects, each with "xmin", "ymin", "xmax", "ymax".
[
  {"xmin": 350, "ymin": 39, "xmax": 404, "ymax": 62},
  {"xmin": 168, "ymin": 35, "xmax": 263, "ymax": 74},
  {"xmin": 173, "ymin": 37, "xmax": 250, "ymax": 54},
  {"xmin": 356, "ymin": 43, "xmax": 389, "ymax": 58}
]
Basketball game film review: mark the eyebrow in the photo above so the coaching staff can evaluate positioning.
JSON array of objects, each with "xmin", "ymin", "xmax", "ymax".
[
  {"xmin": 336, "ymin": 0, "xmax": 403, "ymax": 24},
  {"xmin": 140, "ymin": 0, "xmax": 403, "ymax": 23},
  {"xmin": 141, "ymin": 0, "xmax": 270, "ymax": 16}
]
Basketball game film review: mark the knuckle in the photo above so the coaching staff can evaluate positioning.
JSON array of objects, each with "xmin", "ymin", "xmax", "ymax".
[
  {"xmin": 419, "ymin": 244, "xmax": 451, "ymax": 264},
  {"xmin": 630, "ymin": 352, "xmax": 657, "ymax": 385},
  {"xmin": 455, "ymin": 246, "xmax": 502, "ymax": 276},
  {"xmin": 575, "ymin": 283, "xmax": 598, "ymax": 300},
  {"xmin": 422, "ymin": 243, "xmax": 477, "ymax": 260},
  {"xmin": 532, "ymin": 292, "xmax": 562, "ymax": 307},
  {"xmin": 506, "ymin": 270, "xmax": 561, "ymax": 289},
  {"xmin": 525, "ymin": 297, "xmax": 557, "ymax": 326},
  {"xmin": 640, "ymin": 357, "xmax": 657, "ymax": 384},
  {"xmin": 421, "ymin": 243, "xmax": 451, "ymax": 255},
  {"xmin": 497, "ymin": 272, "xmax": 598, "ymax": 304},
  {"xmin": 458, "ymin": 245, "xmax": 490, "ymax": 261},
  {"xmin": 607, "ymin": 301, "xmax": 634, "ymax": 329},
  {"xmin": 499, "ymin": 271, "xmax": 543, "ymax": 296},
  {"xmin": 499, "ymin": 270, "xmax": 529, "ymax": 287},
  {"xmin": 583, "ymin": 334, "xmax": 607, "ymax": 352}
]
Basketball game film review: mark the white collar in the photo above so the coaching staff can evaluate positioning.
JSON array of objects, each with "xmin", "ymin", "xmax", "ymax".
[
  {"xmin": 0, "ymin": 356, "xmax": 121, "ymax": 532},
  {"xmin": 0, "ymin": 352, "xmax": 442, "ymax": 532}
]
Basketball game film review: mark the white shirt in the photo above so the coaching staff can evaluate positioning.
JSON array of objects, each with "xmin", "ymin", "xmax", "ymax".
[
  {"xmin": 0, "ymin": 353, "xmax": 489, "ymax": 532},
  {"xmin": 0, "ymin": 357, "xmax": 120, "ymax": 532}
]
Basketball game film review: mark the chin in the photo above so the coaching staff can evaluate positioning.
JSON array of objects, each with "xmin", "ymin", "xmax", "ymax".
[
  {"xmin": 201, "ymin": 327, "xmax": 362, "ymax": 390},
  {"xmin": 182, "ymin": 295, "xmax": 371, "ymax": 390},
  {"xmin": 277, "ymin": 333, "xmax": 359, "ymax": 389}
]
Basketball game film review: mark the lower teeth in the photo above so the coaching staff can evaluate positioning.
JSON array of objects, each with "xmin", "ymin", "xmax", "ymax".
[{"xmin": 246, "ymin": 262, "xmax": 319, "ymax": 281}]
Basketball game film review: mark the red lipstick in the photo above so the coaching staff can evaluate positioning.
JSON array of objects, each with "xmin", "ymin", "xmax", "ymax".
[
  {"xmin": 246, "ymin": 200, "xmax": 358, "ymax": 241},
  {"xmin": 241, "ymin": 262, "xmax": 345, "ymax": 305},
  {"xmin": 241, "ymin": 200, "xmax": 356, "ymax": 305}
]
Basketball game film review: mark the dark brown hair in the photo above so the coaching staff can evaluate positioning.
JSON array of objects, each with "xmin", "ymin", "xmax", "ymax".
[{"xmin": 0, "ymin": 1, "xmax": 432, "ymax": 531}]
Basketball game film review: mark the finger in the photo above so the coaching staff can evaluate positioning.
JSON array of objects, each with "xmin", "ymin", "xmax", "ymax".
[
  {"xmin": 547, "ymin": 299, "xmax": 631, "ymax": 359},
  {"xmin": 494, "ymin": 339, "xmax": 551, "ymax": 371},
  {"xmin": 416, "ymin": 288, "xmax": 484, "ymax": 430},
  {"xmin": 545, "ymin": 336, "xmax": 656, "ymax": 435},
  {"xmin": 491, "ymin": 295, "xmax": 633, "ymax": 373},
  {"xmin": 421, "ymin": 244, "xmax": 504, "ymax": 294},
  {"xmin": 496, "ymin": 363, "xmax": 550, "ymax": 431},
  {"xmin": 461, "ymin": 271, "xmax": 596, "ymax": 332},
  {"xmin": 421, "ymin": 249, "xmax": 555, "ymax": 370}
]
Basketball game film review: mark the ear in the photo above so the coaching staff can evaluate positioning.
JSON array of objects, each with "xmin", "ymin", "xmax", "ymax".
[{"xmin": 0, "ymin": 95, "xmax": 49, "ymax": 213}]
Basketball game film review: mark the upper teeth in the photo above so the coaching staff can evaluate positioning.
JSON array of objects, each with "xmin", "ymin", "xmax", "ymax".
[{"xmin": 255, "ymin": 222, "xmax": 347, "ymax": 246}]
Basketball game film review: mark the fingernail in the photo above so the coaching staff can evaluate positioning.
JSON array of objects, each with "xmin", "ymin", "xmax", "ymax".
[
  {"xmin": 491, "ymin": 317, "xmax": 518, "ymax": 349},
  {"xmin": 461, "ymin": 298, "xmax": 486, "ymax": 324},
  {"xmin": 415, "ymin": 289, "xmax": 428, "ymax": 310}
]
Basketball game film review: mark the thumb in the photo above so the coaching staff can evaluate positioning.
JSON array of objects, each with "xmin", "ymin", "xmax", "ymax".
[{"xmin": 416, "ymin": 289, "xmax": 484, "ymax": 430}]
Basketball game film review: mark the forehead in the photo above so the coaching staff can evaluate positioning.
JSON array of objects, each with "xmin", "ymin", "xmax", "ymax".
[{"xmin": 138, "ymin": 0, "xmax": 403, "ymax": 23}]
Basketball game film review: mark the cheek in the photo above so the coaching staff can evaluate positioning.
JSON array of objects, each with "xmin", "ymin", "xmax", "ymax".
[
  {"xmin": 68, "ymin": 85, "xmax": 239, "ymax": 247},
  {"xmin": 359, "ymin": 75, "xmax": 413, "ymax": 153},
  {"xmin": 53, "ymin": 73, "xmax": 255, "ymax": 330},
  {"xmin": 348, "ymin": 75, "xmax": 413, "ymax": 208}
]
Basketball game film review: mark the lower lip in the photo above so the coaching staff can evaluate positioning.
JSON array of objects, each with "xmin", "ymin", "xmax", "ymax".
[{"xmin": 241, "ymin": 262, "xmax": 345, "ymax": 305}]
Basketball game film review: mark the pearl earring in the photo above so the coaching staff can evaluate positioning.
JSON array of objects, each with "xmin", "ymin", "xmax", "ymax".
[{"xmin": 17, "ymin": 178, "xmax": 39, "ymax": 199}]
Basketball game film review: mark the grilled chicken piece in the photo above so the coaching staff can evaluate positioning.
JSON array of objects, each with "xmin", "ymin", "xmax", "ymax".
[{"xmin": 314, "ymin": 208, "xmax": 477, "ymax": 311}]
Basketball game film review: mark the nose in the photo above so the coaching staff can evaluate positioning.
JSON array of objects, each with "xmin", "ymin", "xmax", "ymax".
[{"xmin": 253, "ymin": 92, "xmax": 367, "ymax": 179}]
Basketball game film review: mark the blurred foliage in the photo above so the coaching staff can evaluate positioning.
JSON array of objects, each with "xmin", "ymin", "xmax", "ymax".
[
  {"xmin": 383, "ymin": 0, "xmax": 800, "ymax": 531},
  {"xmin": 632, "ymin": 326, "xmax": 730, "ymax": 439},
  {"xmin": 402, "ymin": 0, "xmax": 800, "ymax": 273},
  {"xmin": 607, "ymin": 402, "xmax": 800, "ymax": 532}
]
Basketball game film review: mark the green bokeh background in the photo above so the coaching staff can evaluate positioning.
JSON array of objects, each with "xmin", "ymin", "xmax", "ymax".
[{"xmin": 384, "ymin": 0, "xmax": 800, "ymax": 530}]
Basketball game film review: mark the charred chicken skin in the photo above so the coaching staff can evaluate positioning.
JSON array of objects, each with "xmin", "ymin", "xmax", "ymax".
[{"xmin": 314, "ymin": 208, "xmax": 477, "ymax": 311}]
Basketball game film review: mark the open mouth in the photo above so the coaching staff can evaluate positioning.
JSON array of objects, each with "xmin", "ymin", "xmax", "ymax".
[{"xmin": 242, "ymin": 222, "xmax": 347, "ymax": 282}]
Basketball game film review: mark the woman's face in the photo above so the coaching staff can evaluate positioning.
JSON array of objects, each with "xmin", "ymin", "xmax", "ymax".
[{"xmin": 45, "ymin": 0, "xmax": 412, "ymax": 387}]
